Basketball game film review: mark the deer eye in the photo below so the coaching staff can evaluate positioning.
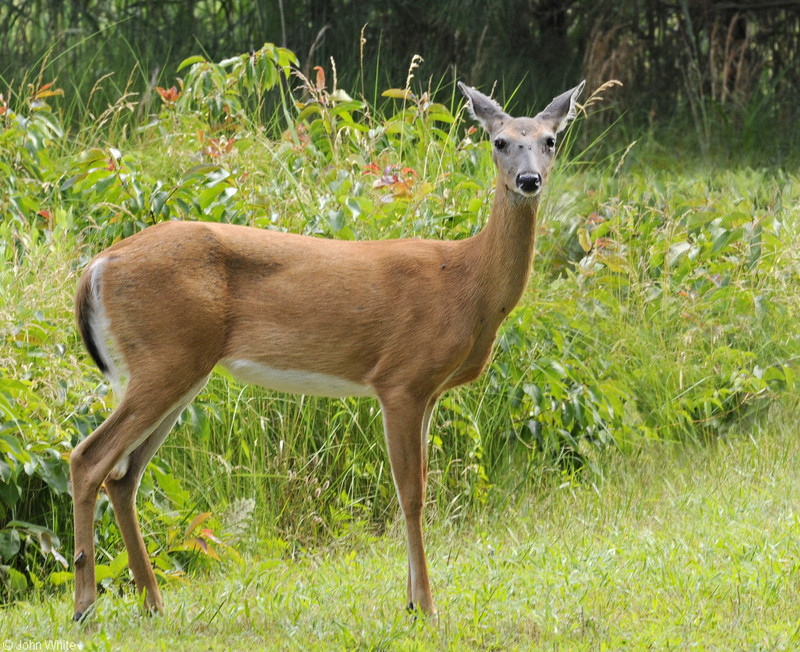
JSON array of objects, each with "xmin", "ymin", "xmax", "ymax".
[
  {"xmin": 494, "ymin": 138, "xmax": 507, "ymax": 151},
  {"xmin": 545, "ymin": 136, "xmax": 556, "ymax": 150}
]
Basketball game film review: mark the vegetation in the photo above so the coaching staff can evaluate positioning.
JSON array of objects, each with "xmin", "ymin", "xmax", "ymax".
[
  {"xmin": 0, "ymin": 18, "xmax": 799, "ymax": 646},
  {"xmin": 4, "ymin": 403, "xmax": 800, "ymax": 648},
  {"xmin": 2, "ymin": 1, "xmax": 799, "ymax": 159}
]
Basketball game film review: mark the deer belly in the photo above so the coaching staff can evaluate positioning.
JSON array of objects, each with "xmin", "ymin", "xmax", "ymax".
[{"xmin": 220, "ymin": 359, "xmax": 375, "ymax": 398}]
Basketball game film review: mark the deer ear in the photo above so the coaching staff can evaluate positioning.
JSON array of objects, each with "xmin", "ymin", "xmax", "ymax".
[
  {"xmin": 537, "ymin": 80, "xmax": 586, "ymax": 133},
  {"xmin": 458, "ymin": 82, "xmax": 510, "ymax": 135}
]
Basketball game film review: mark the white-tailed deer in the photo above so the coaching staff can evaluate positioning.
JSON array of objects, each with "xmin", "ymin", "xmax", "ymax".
[{"xmin": 70, "ymin": 80, "xmax": 585, "ymax": 620}]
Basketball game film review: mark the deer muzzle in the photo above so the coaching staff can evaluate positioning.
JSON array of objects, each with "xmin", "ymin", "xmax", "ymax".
[{"xmin": 515, "ymin": 172, "xmax": 542, "ymax": 195}]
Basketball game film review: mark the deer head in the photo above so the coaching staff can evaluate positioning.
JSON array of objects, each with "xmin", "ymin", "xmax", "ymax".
[{"xmin": 458, "ymin": 81, "xmax": 586, "ymax": 198}]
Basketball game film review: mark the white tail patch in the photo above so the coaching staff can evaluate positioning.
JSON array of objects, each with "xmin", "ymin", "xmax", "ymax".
[{"xmin": 88, "ymin": 258, "xmax": 124, "ymax": 398}]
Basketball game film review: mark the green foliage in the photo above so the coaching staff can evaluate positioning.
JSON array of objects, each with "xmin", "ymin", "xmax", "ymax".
[
  {"xmin": 492, "ymin": 165, "xmax": 799, "ymax": 465},
  {"xmin": 3, "ymin": 1, "xmax": 799, "ymax": 151},
  {"xmin": 174, "ymin": 44, "xmax": 297, "ymax": 125},
  {"xmin": 1, "ymin": 42, "xmax": 799, "ymax": 610},
  {"xmin": 0, "ymin": 83, "xmax": 63, "ymax": 223}
]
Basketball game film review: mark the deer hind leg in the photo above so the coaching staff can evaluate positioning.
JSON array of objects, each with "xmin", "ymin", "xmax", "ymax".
[
  {"xmin": 103, "ymin": 377, "xmax": 208, "ymax": 616},
  {"xmin": 70, "ymin": 376, "xmax": 207, "ymax": 622},
  {"xmin": 380, "ymin": 390, "xmax": 437, "ymax": 615}
]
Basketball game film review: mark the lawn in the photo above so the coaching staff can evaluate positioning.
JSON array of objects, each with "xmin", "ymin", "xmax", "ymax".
[{"xmin": 3, "ymin": 402, "xmax": 799, "ymax": 650}]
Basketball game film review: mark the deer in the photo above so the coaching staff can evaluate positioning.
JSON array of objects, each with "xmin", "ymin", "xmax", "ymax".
[{"xmin": 69, "ymin": 79, "xmax": 585, "ymax": 621}]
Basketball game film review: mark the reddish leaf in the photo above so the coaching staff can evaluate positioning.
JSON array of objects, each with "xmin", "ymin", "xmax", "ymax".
[
  {"xmin": 156, "ymin": 85, "xmax": 182, "ymax": 104},
  {"xmin": 313, "ymin": 66, "xmax": 326, "ymax": 92},
  {"xmin": 201, "ymin": 528, "xmax": 223, "ymax": 545}
]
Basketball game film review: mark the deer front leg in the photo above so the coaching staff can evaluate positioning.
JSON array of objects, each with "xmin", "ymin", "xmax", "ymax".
[{"xmin": 380, "ymin": 390, "xmax": 436, "ymax": 615}]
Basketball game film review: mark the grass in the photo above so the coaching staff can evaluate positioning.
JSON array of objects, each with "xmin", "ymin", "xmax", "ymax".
[{"xmin": 3, "ymin": 400, "xmax": 800, "ymax": 649}]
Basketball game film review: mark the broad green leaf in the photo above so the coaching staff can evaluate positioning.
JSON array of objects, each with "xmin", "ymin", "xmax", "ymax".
[
  {"xmin": 177, "ymin": 55, "xmax": 207, "ymax": 72},
  {"xmin": 0, "ymin": 528, "xmax": 21, "ymax": 561},
  {"xmin": 6, "ymin": 567, "xmax": 27, "ymax": 593},
  {"xmin": 48, "ymin": 571, "xmax": 74, "ymax": 586},
  {"xmin": 109, "ymin": 550, "xmax": 129, "ymax": 577},
  {"xmin": 94, "ymin": 564, "xmax": 113, "ymax": 583}
]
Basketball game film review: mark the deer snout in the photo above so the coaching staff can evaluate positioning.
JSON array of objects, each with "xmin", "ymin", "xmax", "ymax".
[{"xmin": 515, "ymin": 172, "xmax": 542, "ymax": 195}]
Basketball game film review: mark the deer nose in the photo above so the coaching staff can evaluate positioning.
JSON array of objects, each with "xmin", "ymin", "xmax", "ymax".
[{"xmin": 516, "ymin": 172, "xmax": 542, "ymax": 194}]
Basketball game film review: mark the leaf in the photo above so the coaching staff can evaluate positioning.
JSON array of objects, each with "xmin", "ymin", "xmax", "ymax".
[
  {"xmin": 345, "ymin": 197, "xmax": 361, "ymax": 219},
  {"xmin": 7, "ymin": 520, "xmax": 60, "ymax": 548},
  {"xmin": 177, "ymin": 55, "xmax": 207, "ymax": 72},
  {"xmin": 467, "ymin": 197, "xmax": 484, "ymax": 214},
  {"xmin": 5, "ymin": 567, "xmax": 27, "ymax": 594},
  {"xmin": 184, "ymin": 511, "xmax": 212, "ymax": 539},
  {"xmin": 426, "ymin": 103, "xmax": 455, "ymax": 123},
  {"xmin": 109, "ymin": 550, "xmax": 129, "ymax": 577},
  {"xmin": 0, "ymin": 528, "xmax": 21, "ymax": 561},
  {"xmin": 201, "ymin": 528, "xmax": 223, "ymax": 545},
  {"xmin": 172, "ymin": 538, "xmax": 212, "ymax": 556},
  {"xmin": 711, "ymin": 227, "xmax": 743, "ymax": 255},
  {"xmin": 330, "ymin": 89, "xmax": 354, "ymax": 103},
  {"xmin": 685, "ymin": 210, "xmax": 717, "ymax": 229},
  {"xmin": 667, "ymin": 241, "xmax": 692, "ymax": 267},
  {"xmin": 151, "ymin": 466, "xmax": 190, "ymax": 509},
  {"xmin": 382, "ymin": 88, "xmax": 413, "ymax": 100},
  {"xmin": 0, "ymin": 378, "xmax": 45, "ymax": 409},
  {"xmin": 545, "ymin": 360, "xmax": 567, "ymax": 379},
  {"xmin": 327, "ymin": 209, "xmax": 345, "ymax": 233},
  {"xmin": 523, "ymin": 383, "xmax": 543, "ymax": 406},
  {"xmin": 153, "ymin": 567, "xmax": 188, "ymax": 584},
  {"xmin": 94, "ymin": 564, "xmax": 113, "ymax": 583},
  {"xmin": 578, "ymin": 227, "xmax": 592, "ymax": 253},
  {"xmin": 36, "ymin": 456, "xmax": 68, "ymax": 494},
  {"xmin": 0, "ymin": 481, "xmax": 20, "ymax": 509},
  {"xmin": 50, "ymin": 547, "xmax": 69, "ymax": 569},
  {"xmin": 74, "ymin": 147, "xmax": 109, "ymax": 167},
  {"xmin": 219, "ymin": 55, "xmax": 244, "ymax": 69},
  {"xmin": 0, "ymin": 457, "xmax": 11, "ymax": 483},
  {"xmin": 48, "ymin": 571, "xmax": 73, "ymax": 586},
  {"xmin": 599, "ymin": 251, "xmax": 628, "ymax": 273}
]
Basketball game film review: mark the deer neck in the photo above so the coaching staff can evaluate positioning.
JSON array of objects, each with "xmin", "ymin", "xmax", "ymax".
[{"xmin": 467, "ymin": 180, "xmax": 539, "ymax": 315}]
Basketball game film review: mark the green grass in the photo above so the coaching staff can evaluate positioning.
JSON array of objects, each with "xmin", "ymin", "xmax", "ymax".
[{"xmin": 3, "ymin": 401, "xmax": 800, "ymax": 649}]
